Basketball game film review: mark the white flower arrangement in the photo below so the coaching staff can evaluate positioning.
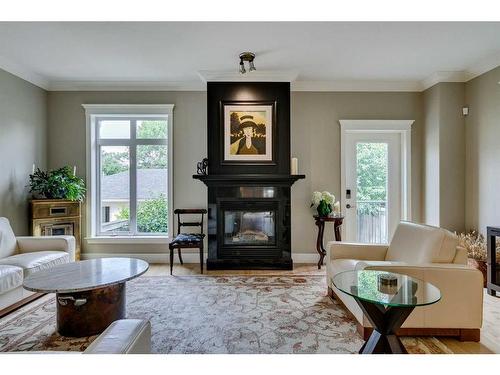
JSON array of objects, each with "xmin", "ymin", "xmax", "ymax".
[
  {"xmin": 311, "ymin": 191, "xmax": 340, "ymax": 216},
  {"xmin": 311, "ymin": 191, "xmax": 335, "ymax": 206}
]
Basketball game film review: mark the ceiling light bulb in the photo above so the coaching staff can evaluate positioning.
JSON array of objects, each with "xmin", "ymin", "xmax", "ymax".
[
  {"xmin": 249, "ymin": 60, "xmax": 256, "ymax": 72},
  {"xmin": 239, "ymin": 61, "xmax": 246, "ymax": 74}
]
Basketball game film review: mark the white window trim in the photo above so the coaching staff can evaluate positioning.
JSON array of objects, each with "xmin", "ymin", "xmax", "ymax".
[
  {"xmin": 83, "ymin": 104, "xmax": 174, "ymax": 242},
  {"xmin": 339, "ymin": 119, "xmax": 414, "ymax": 224}
]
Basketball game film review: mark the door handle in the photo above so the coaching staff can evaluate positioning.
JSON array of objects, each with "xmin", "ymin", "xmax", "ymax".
[{"xmin": 346, "ymin": 204, "xmax": 355, "ymax": 209}]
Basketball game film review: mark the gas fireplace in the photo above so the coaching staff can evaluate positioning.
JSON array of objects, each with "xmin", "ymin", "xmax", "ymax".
[
  {"xmin": 193, "ymin": 82, "xmax": 304, "ymax": 269},
  {"xmin": 223, "ymin": 210, "xmax": 276, "ymax": 246}
]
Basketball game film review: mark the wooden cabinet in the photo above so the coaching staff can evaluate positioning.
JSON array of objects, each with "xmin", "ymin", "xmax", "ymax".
[{"xmin": 30, "ymin": 200, "xmax": 81, "ymax": 260}]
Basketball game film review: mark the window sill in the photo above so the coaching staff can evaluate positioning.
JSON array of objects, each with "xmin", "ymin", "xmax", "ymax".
[{"xmin": 85, "ymin": 236, "xmax": 170, "ymax": 245}]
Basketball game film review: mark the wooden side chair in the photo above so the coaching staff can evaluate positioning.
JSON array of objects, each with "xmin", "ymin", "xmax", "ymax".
[{"xmin": 168, "ymin": 209, "xmax": 207, "ymax": 275}]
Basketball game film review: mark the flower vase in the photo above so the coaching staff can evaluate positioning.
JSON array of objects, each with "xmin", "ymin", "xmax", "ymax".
[{"xmin": 316, "ymin": 201, "xmax": 332, "ymax": 217}]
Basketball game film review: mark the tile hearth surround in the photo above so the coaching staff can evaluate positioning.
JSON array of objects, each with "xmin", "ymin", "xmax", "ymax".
[{"xmin": 0, "ymin": 264, "xmax": 497, "ymax": 354}]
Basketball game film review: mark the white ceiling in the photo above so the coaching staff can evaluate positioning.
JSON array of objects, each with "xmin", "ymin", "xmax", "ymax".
[{"xmin": 0, "ymin": 22, "xmax": 499, "ymax": 91}]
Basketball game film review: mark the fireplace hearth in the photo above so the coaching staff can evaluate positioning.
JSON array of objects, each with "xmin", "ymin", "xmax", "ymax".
[{"xmin": 193, "ymin": 82, "xmax": 304, "ymax": 270}]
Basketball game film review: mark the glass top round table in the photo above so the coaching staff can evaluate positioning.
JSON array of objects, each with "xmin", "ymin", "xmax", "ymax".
[
  {"xmin": 331, "ymin": 270, "xmax": 441, "ymax": 354},
  {"xmin": 332, "ymin": 270, "xmax": 441, "ymax": 307}
]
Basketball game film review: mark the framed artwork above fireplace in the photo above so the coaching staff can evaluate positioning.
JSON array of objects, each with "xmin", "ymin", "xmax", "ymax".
[{"xmin": 221, "ymin": 101, "xmax": 276, "ymax": 165}]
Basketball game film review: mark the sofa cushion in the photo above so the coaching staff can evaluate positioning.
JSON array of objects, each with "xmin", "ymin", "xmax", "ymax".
[
  {"xmin": 436, "ymin": 229, "xmax": 460, "ymax": 263},
  {"xmin": 0, "ymin": 217, "xmax": 18, "ymax": 259},
  {"xmin": 0, "ymin": 265, "xmax": 23, "ymax": 294},
  {"xmin": 385, "ymin": 221, "xmax": 456, "ymax": 264},
  {"xmin": 0, "ymin": 251, "xmax": 69, "ymax": 277}
]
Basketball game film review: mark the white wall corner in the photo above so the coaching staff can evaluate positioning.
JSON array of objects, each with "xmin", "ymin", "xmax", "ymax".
[
  {"xmin": 464, "ymin": 51, "xmax": 500, "ymax": 81},
  {"xmin": 0, "ymin": 55, "xmax": 50, "ymax": 90},
  {"xmin": 420, "ymin": 71, "xmax": 468, "ymax": 91}
]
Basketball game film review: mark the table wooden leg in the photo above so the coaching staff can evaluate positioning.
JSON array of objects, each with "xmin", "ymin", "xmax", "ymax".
[
  {"xmin": 334, "ymin": 220, "xmax": 342, "ymax": 241},
  {"xmin": 355, "ymin": 298, "xmax": 414, "ymax": 354},
  {"xmin": 315, "ymin": 220, "xmax": 326, "ymax": 269},
  {"xmin": 56, "ymin": 283, "xmax": 126, "ymax": 337}
]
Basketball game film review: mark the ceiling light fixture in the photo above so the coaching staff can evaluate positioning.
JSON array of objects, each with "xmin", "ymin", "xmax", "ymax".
[{"xmin": 239, "ymin": 52, "xmax": 256, "ymax": 74}]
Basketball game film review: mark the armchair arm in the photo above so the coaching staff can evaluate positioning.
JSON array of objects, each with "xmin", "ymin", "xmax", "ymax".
[
  {"xmin": 84, "ymin": 319, "xmax": 151, "ymax": 354},
  {"xmin": 327, "ymin": 241, "xmax": 388, "ymax": 261},
  {"xmin": 362, "ymin": 263, "xmax": 483, "ymax": 328},
  {"xmin": 16, "ymin": 236, "xmax": 76, "ymax": 261}
]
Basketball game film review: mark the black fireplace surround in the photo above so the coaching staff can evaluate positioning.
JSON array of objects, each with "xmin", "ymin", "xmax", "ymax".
[{"xmin": 194, "ymin": 82, "xmax": 304, "ymax": 269}]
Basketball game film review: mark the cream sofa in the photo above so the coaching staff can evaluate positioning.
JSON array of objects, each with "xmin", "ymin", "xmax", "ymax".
[
  {"xmin": 327, "ymin": 221, "xmax": 483, "ymax": 341},
  {"xmin": 0, "ymin": 217, "xmax": 75, "ymax": 312}
]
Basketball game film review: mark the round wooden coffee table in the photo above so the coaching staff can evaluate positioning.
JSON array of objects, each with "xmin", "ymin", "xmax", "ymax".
[{"xmin": 23, "ymin": 257, "xmax": 149, "ymax": 337}]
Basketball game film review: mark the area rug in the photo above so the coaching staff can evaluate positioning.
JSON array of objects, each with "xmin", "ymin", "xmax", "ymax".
[{"xmin": 0, "ymin": 275, "xmax": 448, "ymax": 354}]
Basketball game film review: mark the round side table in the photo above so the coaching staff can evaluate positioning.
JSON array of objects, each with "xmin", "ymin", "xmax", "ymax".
[{"xmin": 332, "ymin": 270, "xmax": 441, "ymax": 354}]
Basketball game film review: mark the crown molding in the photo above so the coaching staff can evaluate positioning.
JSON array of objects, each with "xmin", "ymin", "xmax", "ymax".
[
  {"xmin": 0, "ymin": 55, "xmax": 49, "ymax": 90},
  {"xmin": 1, "ymin": 54, "xmax": 499, "ymax": 92},
  {"xmin": 197, "ymin": 69, "xmax": 299, "ymax": 82},
  {"xmin": 419, "ymin": 71, "xmax": 469, "ymax": 91},
  {"xmin": 292, "ymin": 80, "xmax": 422, "ymax": 92},
  {"xmin": 464, "ymin": 51, "xmax": 500, "ymax": 81},
  {"xmin": 49, "ymin": 80, "xmax": 206, "ymax": 91}
]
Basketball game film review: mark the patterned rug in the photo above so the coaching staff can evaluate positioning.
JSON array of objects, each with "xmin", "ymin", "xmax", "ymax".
[{"xmin": 0, "ymin": 275, "xmax": 449, "ymax": 354}]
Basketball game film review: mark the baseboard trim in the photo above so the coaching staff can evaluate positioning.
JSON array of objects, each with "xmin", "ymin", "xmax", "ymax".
[
  {"xmin": 82, "ymin": 252, "xmax": 319, "ymax": 264},
  {"xmin": 327, "ymin": 287, "xmax": 480, "ymax": 342}
]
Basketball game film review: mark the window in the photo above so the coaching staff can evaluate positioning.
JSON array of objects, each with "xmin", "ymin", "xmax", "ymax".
[{"xmin": 84, "ymin": 105, "xmax": 174, "ymax": 239}]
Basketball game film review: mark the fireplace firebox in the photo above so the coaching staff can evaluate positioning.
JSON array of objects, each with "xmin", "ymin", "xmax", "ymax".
[
  {"xmin": 193, "ymin": 82, "xmax": 304, "ymax": 269},
  {"xmin": 223, "ymin": 209, "xmax": 276, "ymax": 246}
]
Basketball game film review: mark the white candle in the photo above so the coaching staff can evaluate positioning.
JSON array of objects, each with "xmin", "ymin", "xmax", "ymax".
[
  {"xmin": 291, "ymin": 157, "xmax": 298, "ymax": 175},
  {"xmin": 32, "ymin": 164, "xmax": 35, "ymax": 174},
  {"xmin": 73, "ymin": 166, "xmax": 76, "ymax": 175},
  {"xmin": 333, "ymin": 201, "xmax": 341, "ymax": 213}
]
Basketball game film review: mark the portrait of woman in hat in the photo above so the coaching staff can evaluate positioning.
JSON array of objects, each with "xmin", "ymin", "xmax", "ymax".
[
  {"xmin": 230, "ymin": 114, "xmax": 260, "ymax": 155},
  {"xmin": 224, "ymin": 105, "xmax": 273, "ymax": 162}
]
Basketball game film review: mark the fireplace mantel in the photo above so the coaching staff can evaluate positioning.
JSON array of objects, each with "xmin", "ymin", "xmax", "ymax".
[{"xmin": 193, "ymin": 174, "xmax": 305, "ymax": 187}]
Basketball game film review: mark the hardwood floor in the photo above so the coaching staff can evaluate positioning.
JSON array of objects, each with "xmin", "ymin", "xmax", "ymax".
[{"xmin": 145, "ymin": 263, "xmax": 500, "ymax": 354}]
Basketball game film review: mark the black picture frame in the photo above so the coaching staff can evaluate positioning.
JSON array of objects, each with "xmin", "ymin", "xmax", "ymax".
[{"xmin": 219, "ymin": 100, "xmax": 277, "ymax": 166}]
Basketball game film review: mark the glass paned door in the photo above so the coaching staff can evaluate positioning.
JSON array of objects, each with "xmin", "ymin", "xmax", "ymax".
[
  {"xmin": 344, "ymin": 132, "xmax": 401, "ymax": 244},
  {"xmin": 356, "ymin": 142, "xmax": 388, "ymax": 243}
]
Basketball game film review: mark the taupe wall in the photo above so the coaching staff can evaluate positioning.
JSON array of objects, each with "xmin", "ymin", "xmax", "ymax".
[
  {"xmin": 47, "ymin": 90, "xmax": 423, "ymax": 256},
  {"xmin": 439, "ymin": 83, "xmax": 465, "ymax": 232},
  {"xmin": 47, "ymin": 91, "xmax": 207, "ymax": 255},
  {"xmin": 465, "ymin": 65, "xmax": 500, "ymax": 233},
  {"xmin": 422, "ymin": 82, "xmax": 466, "ymax": 232},
  {"xmin": 0, "ymin": 69, "xmax": 47, "ymax": 235},
  {"xmin": 2, "ymin": 67, "xmax": 496, "ymax": 254},
  {"xmin": 423, "ymin": 85, "xmax": 440, "ymax": 226},
  {"xmin": 291, "ymin": 92, "xmax": 423, "ymax": 253}
]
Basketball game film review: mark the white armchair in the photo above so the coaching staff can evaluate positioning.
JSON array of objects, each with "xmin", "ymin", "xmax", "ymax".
[
  {"xmin": 326, "ymin": 221, "xmax": 483, "ymax": 342},
  {"xmin": 0, "ymin": 217, "xmax": 75, "ymax": 312}
]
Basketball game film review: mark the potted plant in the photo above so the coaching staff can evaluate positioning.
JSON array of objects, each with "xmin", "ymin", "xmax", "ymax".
[
  {"xmin": 310, "ymin": 191, "xmax": 337, "ymax": 217},
  {"xmin": 29, "ymin": 166, "xmax": 86, "ymax": 201}
]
